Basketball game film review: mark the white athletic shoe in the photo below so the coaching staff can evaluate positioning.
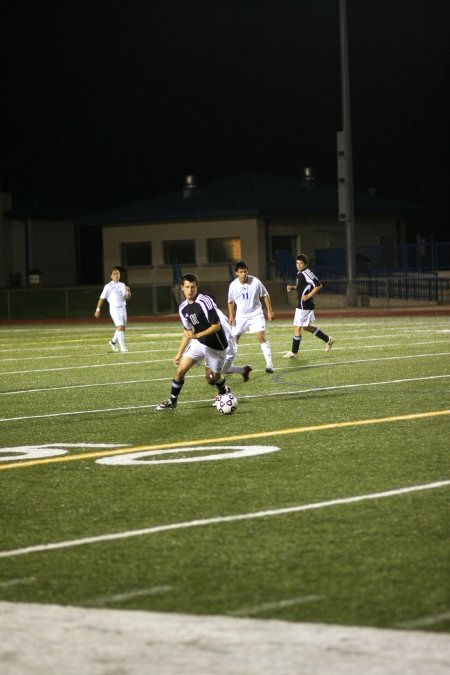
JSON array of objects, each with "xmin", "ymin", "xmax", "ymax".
[
  {"xmin": 325, "ymin": 337, "xmax": 335, "ymax": 352},
  {"xmin": 156, "ymin": 398, "xmax": 177, "ymax": 410},
  {"xmin": 108, "ymin": 340, "xmax": 118, "ymax": 352},
  {"xmin": 120, "ymin": 347, "xmax": 129, "ymax": 352},
  {"xmin": 282, "ymin": 351, "xmax": 297, "ymax": 358}
]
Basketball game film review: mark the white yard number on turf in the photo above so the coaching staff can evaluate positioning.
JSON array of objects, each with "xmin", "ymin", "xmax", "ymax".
[
  {"xmin": 0, "ymin": 444, "xmax": 125, "ymax": 462},
  {"xmin": 0, "ymin": 444, "xmax": 279, "ymax": 465},
  {"xmin": 96, "ymin": 445, "xmax": 280, "ymax": 465}
]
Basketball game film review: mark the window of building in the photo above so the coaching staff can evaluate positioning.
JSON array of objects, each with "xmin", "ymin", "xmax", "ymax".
[
  {"xmin": 121, "ymin": 242, "xmax": 152, "ymax": 267},
  {"xmin": 270, "ymin": 235, "xmax": 296, "ymax": 260},
  {"xmin": 207, "ymin": 237, "xmax": 241, "ymax": 263},
  {"xmin": 163, "ymin": 240, "xmax": 196, "ymax": 265}
]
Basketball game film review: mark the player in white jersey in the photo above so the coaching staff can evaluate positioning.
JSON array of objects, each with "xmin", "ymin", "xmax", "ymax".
[
  {"xmin": 94, "ymin": 267, "xmax": 131, "ymax": 352},
  {"xmin": 228, "ymin": 260, "xmax": 275, "ymax": 373}
]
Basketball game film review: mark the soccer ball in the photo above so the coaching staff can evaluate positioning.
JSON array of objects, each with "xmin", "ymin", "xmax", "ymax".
[{"xmin": 215, "ymin": 392, "xmax": 238, "ymax": 414}]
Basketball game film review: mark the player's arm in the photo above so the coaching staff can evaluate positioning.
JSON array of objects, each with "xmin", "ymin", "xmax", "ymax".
[
  {"xmin": 301, "ymin": 283, "xmax": 322, "ymax": 302},
  {"xmin": 94, "ymin": 297, "xmax": 105, "ymax": 318},
  {"xmin": 192, "ymin": 322, "xmax": 221, "ymax": 340},
  {"xmin": 174, "ymin": 329, "xmax": 192, "ymax": 364},
  {"xmin": 125, "ymin": 285, "xmax": 131, "ymax": 300},
  {"xmin": 227, "ymin": 300, "xmax": 236, "ymax": 325},
  {"xmin": 263, "ymin": 294, "xmax": 275, "ymax": 322}
]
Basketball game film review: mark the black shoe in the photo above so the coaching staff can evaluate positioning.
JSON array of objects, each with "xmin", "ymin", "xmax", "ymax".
[
  {"xmin": 265, "ymin": 366, "xmax": 275, "ymax": 374},
  {"xmin": 242, "ymin": 365, "xmax": 252, "ymax": 382}
]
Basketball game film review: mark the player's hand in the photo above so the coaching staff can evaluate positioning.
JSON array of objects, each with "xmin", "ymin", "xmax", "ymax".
[{"xmin": 125, "ymin": 286, "xmax": 131, "ymax": 299}]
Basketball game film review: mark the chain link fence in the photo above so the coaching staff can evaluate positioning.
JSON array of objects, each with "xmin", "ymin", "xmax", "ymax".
[{"xmin": 0, "ymin": 285, "xmax": 177, "ymax": 321}]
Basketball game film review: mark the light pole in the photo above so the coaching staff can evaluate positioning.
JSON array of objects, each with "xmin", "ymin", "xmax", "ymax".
[{"xmin": 337, "ymin": 0, "xmax": 357, "ymax": 306}]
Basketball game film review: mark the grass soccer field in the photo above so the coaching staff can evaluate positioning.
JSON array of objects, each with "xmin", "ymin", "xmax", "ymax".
[{"xmin": 0, "ymin": 315, "xmax": 449, "ymax": 639}]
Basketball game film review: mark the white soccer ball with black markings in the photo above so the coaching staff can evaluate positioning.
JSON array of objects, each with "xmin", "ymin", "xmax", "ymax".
[{"xmin": 215, "ymin": 392, "xmax": 238, "ymax": 414}]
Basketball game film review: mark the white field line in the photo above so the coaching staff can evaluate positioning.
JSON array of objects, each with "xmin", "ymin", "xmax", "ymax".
[
  {"xmin": 88, "ymin": 586, "xmax": 172, "ymax": 606},
  {"xmin": 228, "ymin": 595, "xmax": 323, "ymax": 616},
  {"xmin": 0, "ymin": 374, "xmax": 448, "ymax": 423},
  {"xmin": 0, "ymin": 577, "xmax": 36, "ymax": 588},
  {"xmin": 1, "ymin": 336, "xmax": 449, "ymax": 363},
  {"xmin": 0, "ymin": 321, "xmax": 446, "ymax": 342},
  {"xmin": 0, "ymin": 480, "xmax": 448, "ymax": 559},
  {"xmin": 395, "ymin": 611, "xmax": 450, "ymax": 629},
  {"xmin": 1, "ymin": 351, "xmax": 449, "ymax": 397},
  {"xmin": 1, "ymin": 345, "xmax": 449, "ymax": 379}
]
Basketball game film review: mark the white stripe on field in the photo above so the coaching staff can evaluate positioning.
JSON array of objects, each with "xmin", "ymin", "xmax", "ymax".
[
  {"xmin": 1, "ymin": 373, "xmax": 448, "ymax": 422},
  {"xmin": 0, "ymin": 479, "xmax": 448, "ymax": 559},
  {"xmin": 0, "ymin": 577, "xmax": 36, "ymax": 588},
  {"xmin": 1, "ymin": 339, "xmax": 450, "ymax": 374},
  {"xmin": 88, "ymin": 586, "xmax": 172, "ymax": 606},
  {"xmin": 2, "ymin": 352, "xmax": 450, "ymax": 396},
  {"xmin": 2, "ymin": 351, "xmax": 450, "ymax": 396},
  {"xmin": 395, "ymin": 611, "xmax": 450, "ymax": 629},
  {"xmin": 228, "ymin": 595, "xmax": 323, "ymax": 616}
]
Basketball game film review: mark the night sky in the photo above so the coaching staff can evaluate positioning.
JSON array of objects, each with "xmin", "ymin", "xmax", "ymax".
[{"xmin": 1, "ymin": 0, "xmax": 449, "ymax": 235}]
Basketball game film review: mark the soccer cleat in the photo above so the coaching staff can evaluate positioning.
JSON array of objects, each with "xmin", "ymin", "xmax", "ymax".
[
  {"xmin": 108, "ymin": 340, "xmax": 118, "ymax": 352},
  {"xmin": 265, "ymin": 366, "xmax": 275, "ymax": 374},
  {"xmin": 282, "ymin": 351, "xmax": 297, "ymax": 358},
  {"xmin": 212, "ymin": 385, "xmax": 231, "ymax": 406},
  {"xmin": 120, "ymin": 347, "xmax": 129, "ymax": 352},
  {"xmin": 156, "ymin": 398, "xmax": 177, "ymax": 410},
  {"xmin": 325, "ymin": 337, "xmax": 335, "ymax": 352},
  {"xmin": 242, "ymin": 365, "xmax": 252, "ymax": 382}
]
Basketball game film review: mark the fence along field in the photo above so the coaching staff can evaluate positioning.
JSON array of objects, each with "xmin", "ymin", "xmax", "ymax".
[{"xmin": 0, "ymin": 317, "xmax": 449, "ymax": 644}]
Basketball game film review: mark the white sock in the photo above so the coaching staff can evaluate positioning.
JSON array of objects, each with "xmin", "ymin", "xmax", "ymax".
[
  {"xmin": 225, "ymin": 364, "xmax": 244, "ymax": 374},
  {"xmin": 261, "ymin": 341, "xmax": 272, "ymax": 366},
  {"xmin": 117, "ymin": 332, "xmax": 125, "ymax": 349}
]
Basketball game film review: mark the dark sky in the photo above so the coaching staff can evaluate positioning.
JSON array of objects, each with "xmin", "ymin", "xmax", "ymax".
[{"xmin": 1, "ymin": 0, "xmax": 449, "ymax": 233}]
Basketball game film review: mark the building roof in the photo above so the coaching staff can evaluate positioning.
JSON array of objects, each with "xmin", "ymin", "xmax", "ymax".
[{"xmin": 75, "ymin": 173, "xmax": 420, "ymax": 225}]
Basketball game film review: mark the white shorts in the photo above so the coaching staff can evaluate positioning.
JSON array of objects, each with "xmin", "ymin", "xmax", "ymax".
[
  {"xmin": 293, "ymin": 308, "xmax": 316, "ymax": 327},
  {"xmin": 183, "ymin": 340, "xmax": 227, "ymax": 373},
  {"xmin": 110, "ymin": 306, "xmax": 127, "ymax": 327},
  {"xmin": 232, "ymin": 313, "xmax": 266, "ymax": 337}
]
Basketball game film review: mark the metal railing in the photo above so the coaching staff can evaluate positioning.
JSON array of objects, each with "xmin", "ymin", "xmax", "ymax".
[{"xmin": 321, "ymin": 273, "xmax": 450, "ymax": 304}]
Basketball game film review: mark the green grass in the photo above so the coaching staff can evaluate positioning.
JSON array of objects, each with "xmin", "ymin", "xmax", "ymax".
[{"xmin": 0, "ymin": 316, "xmax": 449, "ymax": 632}]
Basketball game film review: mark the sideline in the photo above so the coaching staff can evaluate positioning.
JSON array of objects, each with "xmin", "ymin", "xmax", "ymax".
[
  {"xmin": 1, "ymin": 601, "xmax": 449, "ymax": 675},
  {"xmin": 1, "ymin": 479, "xmax": 449, "ymax": 559},
  {"xmin": 0, "ymin": 408, "xmax": 449, "ymax": 471}
]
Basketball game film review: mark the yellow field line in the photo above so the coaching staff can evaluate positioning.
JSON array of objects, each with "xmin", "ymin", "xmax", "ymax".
[{"xmin": 1, "ymin": 409, "xmax": 449, "ymax": 472}]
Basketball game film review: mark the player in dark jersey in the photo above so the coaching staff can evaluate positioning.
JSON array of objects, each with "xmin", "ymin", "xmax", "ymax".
[
  {"xmin": 283, "ymin": 254, "xmax": 335, "ymax": 358},
  {"xmin": 156, "ymin": 273, "xmax": 232, "ymax": 410}
]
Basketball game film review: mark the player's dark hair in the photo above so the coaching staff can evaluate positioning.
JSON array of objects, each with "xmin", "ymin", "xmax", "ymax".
[
  {"xmin": 296, "ymin": 254, "xmax": 309, "ymax": 265},
  {"xmin": 180, "ymin": 273, "xmax": 199, "ymax": 285},
  {"xmin": 235, "ymin": 260, "xmax": 248, "ymax": 271}
]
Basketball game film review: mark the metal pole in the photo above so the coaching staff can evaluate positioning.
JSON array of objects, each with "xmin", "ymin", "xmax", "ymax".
[{"xmin": 337, "ymin": 0, "xmax": 357, "ymax": 306}]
